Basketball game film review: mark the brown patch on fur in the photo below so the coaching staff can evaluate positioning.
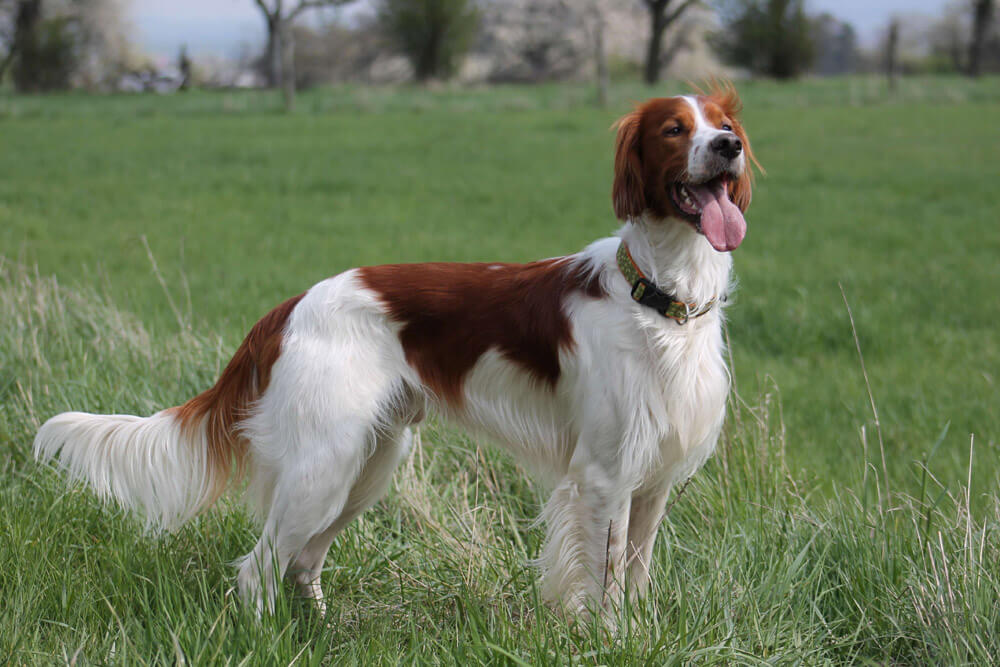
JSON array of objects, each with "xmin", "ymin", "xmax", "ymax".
[
  {"xmin": 358, "ymin": 258, "xmax": 605, "ymax": 404},
  {"xmin": 612, "ymin": 84, "xmax": 760, "ymax": 219},
  {"xmin": 168, "ymin": 292, "xmax": 304, "ymax": 507},
  {"xmin": 613, "ymin": 97, "xmax": 697, "ymax": 221}
]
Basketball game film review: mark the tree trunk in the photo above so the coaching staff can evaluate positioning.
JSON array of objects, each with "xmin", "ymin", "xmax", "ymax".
[
  {"xmin": 968, "ymin": 0, "xmax": 995, "ymax": 77},
  {"xmin": 415, "ymin": 19, "xmax": 443, "ymax": 81},
  {"xmin": 593, "ymin": 8, "xmax": 608, "ymax": 107},
  {"xmin": 262, "ymin": 14, "xmax": 280, "ymax": 88},
  {"xmin": 644, "ymin": 2, "xmax": 666, "ymax": 85},
  {"xmin": 886, "ymin": 19, "xmax": 899, "ymax": 92},
  {"xmin": 11, "ymin": 0, "xmax": 43, "ymax": 92},
  {"xmin": 279, "ymin": 22, "xmax": 295, "ymax": 111}
]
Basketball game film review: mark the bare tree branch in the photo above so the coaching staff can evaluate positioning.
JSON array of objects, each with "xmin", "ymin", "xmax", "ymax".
[
  {"xmin": 643, "ymin": 0, "xmax": 700, "ymax": 83},
  {"xmin": 288, "ymin": 0, "xmax": 355, "ymax": 21},
  {"xmin": 249, "ymin": 0, "xmax": 358, "ymax": 110},
  {"xmin": 665, "ymin": 0, "xmax": 700, "ymax": 26},
  {"xmin": 253, "ymin": 0, "xmax": 277, "ymax": 21}
]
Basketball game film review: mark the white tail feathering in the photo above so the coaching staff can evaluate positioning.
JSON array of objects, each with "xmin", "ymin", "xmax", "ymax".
[{"xmin": 33, "ymin": 410, "xmax": 224, "ymax": 531}]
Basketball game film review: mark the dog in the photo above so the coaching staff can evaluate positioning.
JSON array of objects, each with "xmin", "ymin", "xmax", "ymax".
[{"xmin": 35, "ymin": 84, "xmax": 755, "ymax": 622}]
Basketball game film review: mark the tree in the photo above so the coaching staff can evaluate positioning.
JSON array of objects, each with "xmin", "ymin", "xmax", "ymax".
[
  {"xmin": 251, "ymin": 0, "xmax": 356, "ymax": 110},
  {"xmin": 377, "ymin": 0, "xmax": 479, "ymax": 82},
  {"xmin": 6, "ymin": 0, "xmax": 77, "ymax": 92},
  {"xmin": 1, "ymin": 0, "xmax": 136, "ymax": 91},
  {"xmin": 713, "ymin": 0, "xmax": 815, "ymax": 79},
  {"xmin": 811, "ymin": 12, "xmax": 856, "ymax": 76},
  {"xmin": 289, "ymin": 19, "xmax": 382, "ymax": 86},
  {"xmin": 477, "ymin": 0, "xmax": 589, "ymax": 82},
  {"xmin": 885, "ymin": 17, "xmax": 899, "ymax": 90},
  {"xmin": 2, "ymin": 0, "xmax": 41, "ymax": 86},
  {"xmin": 968, "ymin": 0, "xmax": 995, "ymax": 76},
  {"xmin": 178, "ymin": 44, "xmax": 191, "ymax": 90},
  {"xmin": 587, "ymin": 1, "xmax": 608, "ymax": 106},
  {"xmin": 73, "ymin": 0, "xmax": 135, "ymax": 89},
  {"xmin": 928, "ymin": 4, "xmax": 968, "ymax": 73},
  {"xmin": 642, "ymin": 0, "xmax": 699, "ymax": 84}
]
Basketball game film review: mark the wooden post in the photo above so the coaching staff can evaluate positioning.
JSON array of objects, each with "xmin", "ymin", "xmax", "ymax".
[
  {"xmin": 593, "ymin": 4, "xmax": 608, "ymax": 108},
  {"xmin": 281, "ymin": 23, "xmax": 296, "ymax": 112},
  {"xmin": 885, "ymin": 19, "xmax": 899, "ymax": 93}
]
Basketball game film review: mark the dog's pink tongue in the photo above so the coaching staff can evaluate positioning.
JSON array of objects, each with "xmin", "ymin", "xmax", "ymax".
[{"xmin": 691, "ymin": 180, "xmax": 746, "ymax": 252}]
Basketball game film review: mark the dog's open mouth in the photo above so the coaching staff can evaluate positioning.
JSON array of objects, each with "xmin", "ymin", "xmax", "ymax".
[{"xmin": 669, "ymin": 176, "xmax": 747, "ymax": 252}]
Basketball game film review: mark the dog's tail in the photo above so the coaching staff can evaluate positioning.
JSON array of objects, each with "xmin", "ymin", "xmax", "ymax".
[{"xmin": 33, "ymin": 293, "xmax": 305, "ymax": 531}]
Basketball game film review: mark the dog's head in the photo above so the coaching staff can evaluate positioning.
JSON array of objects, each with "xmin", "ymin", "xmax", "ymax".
[{"xmin": 612, "ymin": 83, "xmax": 757, "ymax": 252}]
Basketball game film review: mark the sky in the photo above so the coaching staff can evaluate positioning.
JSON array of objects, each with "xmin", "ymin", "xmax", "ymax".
[{"xmin": 132, "ymin": 0, "xmax": 956, "ymax": 60}]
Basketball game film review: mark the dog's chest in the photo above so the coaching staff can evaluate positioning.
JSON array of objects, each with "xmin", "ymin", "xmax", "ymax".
[{"xmin": 638, "ymin": 312, "xmax": 729, "ymax": 476}]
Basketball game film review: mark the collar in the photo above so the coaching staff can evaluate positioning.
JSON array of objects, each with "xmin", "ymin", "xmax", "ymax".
[{"xmin": 616, "ymin": 241, "xmax": 718, "ymax": 324}]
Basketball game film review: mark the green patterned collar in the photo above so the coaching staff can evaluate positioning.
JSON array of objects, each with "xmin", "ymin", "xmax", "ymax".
[{"xmin": 616, "ymin": 241, "xmax": 718, "ymax": 324}]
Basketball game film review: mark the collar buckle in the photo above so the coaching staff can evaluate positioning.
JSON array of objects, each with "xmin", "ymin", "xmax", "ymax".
[
  {"xmin": 631, "ymin": 277, "xmax": 687, "ymax": 323},
  {"xmin": 630, "ymin": 277, "xmax": 653, "ymax": 302}
]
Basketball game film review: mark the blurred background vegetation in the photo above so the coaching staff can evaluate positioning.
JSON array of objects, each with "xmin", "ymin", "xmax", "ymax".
[{"xmin": 1, "ymin": 0, "xmax": 998, "ymax": 108}]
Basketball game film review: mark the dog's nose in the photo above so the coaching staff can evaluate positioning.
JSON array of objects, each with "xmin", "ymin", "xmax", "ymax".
[{"xmin": 710, "ymin": 134, "xmax": 742, "ymax": 160}]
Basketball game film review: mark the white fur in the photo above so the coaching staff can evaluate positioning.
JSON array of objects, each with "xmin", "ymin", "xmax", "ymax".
[
  {"xmin": 35, "ymin": 121, "xmax": 737, "ymax": 622},
  {"xmin": 232, "ymin": 216, "xmax": 732, "ymax": 618},
  {"xmin": 34, "ymin": 216, "xmax": 734, "ymax": 621},
  {"xmin": 683, "ymin": 95, "xmax": 746, "ymax": 183},
  {"xmin": 33, "ymin": 410, "xmax": 219, "ymax": 531}
]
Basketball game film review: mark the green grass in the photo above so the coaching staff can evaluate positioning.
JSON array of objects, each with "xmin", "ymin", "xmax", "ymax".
[{"xmin": 2, "ymin": 78, "xmax": 999, "ymax": 662}]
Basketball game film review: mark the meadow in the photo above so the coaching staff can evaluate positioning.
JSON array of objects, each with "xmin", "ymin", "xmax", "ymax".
[{"xmin": 1, "ymin": 77, "xmax": 999, "ymax": 663}]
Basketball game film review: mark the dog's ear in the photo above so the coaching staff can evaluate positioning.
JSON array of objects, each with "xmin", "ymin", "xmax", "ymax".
[
  {"xmin": 704, "ymin": 81, "xmax": 758, "ymax": 213},
  {"xmin": 612, "ymin": 110, "xmax": 645, "ymax": 221},
  {"xmin": 727, "ymin": 118, "xmax": 754, "ymax": 212}
]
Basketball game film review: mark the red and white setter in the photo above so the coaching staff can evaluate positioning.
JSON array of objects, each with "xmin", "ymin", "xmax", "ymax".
[{"xmin": 36, "ymin": 85, "xmax": 756, "ymax": 623}]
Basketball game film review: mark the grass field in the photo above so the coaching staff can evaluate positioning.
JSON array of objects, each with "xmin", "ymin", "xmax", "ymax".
[{"xmin": 2, "ymin": 77, "xmax": 1000, "ymax": 663}]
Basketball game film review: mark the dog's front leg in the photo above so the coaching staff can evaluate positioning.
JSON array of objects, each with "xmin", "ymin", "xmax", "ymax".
[
  {"xmin": 625, "ymin": 485, "xmax": 671, "ymax": 601},
  {"xmin": 538, "ymin": 456, "xmax": 632, "ymax": 624}
]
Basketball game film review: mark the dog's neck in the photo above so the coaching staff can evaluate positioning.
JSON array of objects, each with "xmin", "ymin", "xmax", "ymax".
[{"xmin": 617, "ymin": 215, "xmax": 733, "ymax": 307}]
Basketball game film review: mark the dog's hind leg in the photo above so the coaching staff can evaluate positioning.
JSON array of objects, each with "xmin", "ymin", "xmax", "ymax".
[
  {"xmin": 288, "ymin": 425, "xmax": 413, "ymax": 611},
  {"xmin": 236, "ymin": 417, "xmax": 379, "ymax": 616}
]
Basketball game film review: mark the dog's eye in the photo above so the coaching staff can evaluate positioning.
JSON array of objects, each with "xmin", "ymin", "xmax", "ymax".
[
  {"xmin": 664, "ymin": 126, "xmax": 682, "ymax": 137},
  {"xmin": 721, "ymin": 124, "xmax": 733, "ymax": 132}
]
